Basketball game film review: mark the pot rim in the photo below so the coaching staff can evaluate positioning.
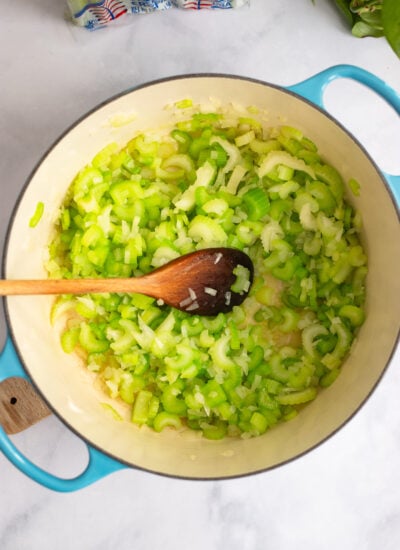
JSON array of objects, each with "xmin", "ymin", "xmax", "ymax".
[{"xmin": 3, "ymin": 72, "xmax": 399, "ymax": 480}]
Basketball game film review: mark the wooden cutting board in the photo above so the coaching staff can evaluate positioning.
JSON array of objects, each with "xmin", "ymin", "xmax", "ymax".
[{"xmin": 0, "ymin": 377, "xmax": 51, "ymax": 434}]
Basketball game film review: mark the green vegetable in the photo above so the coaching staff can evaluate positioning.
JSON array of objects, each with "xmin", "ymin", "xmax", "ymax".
[
  {"xmin": 329, "ymin": 0, "xmax": 400, "ymax": 57},
  {"xmin": 29, "ymin": 201, "xmax": 44, "ymax": 228},
  {"xmin": 382, "ymin": 0, "xmax": 400, "ymax": 56},
  {"xmin": 242, "ymin": 188, "xmax": 270, "ymax": 220},
  {"xmin": 46, "ymin": 105, "xmax": 367, "ymax": 440},
  {"xmin": 348, "ymin": 178, "xmax": 361, "ymax": 196}
]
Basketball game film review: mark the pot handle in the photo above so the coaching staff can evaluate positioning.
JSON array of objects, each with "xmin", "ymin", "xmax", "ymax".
[
  {"xmin": 0, "ymin": 336, "xmax": 126, "ymax": 492},
  {"xmin": 287, "ymin": 64, "xmax": 400, "ymax": 114},
  {"xmin": 287, "ymin": 64, "xmax": 400, "ymax": 207}
]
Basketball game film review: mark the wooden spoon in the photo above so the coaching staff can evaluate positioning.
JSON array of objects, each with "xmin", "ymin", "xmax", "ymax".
[{"xmin": 0, "ymin": 248, "xmax": 254, "ymax": 316}]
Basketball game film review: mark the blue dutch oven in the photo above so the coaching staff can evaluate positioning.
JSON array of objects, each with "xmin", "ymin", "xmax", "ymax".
[{"xmin": 0, "ymin": 65, "xmax": 399, "ymax": 491}]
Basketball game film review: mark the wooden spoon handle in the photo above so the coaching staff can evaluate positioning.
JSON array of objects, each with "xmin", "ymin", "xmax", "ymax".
[
  {"xmin": 0, "ymin": 277, "xmax": 155, "ymax": 296},
  {"xmin": 0, "ymin": 377, "xmax": 51, "ymax": 434}
]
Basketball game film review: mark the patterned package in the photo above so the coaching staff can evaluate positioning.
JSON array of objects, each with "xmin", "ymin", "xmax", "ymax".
[
  {"xmin": 173, "ymin": 1, "xmax": 248, "ymax": 7},
  {"xmin": 68, "ymin": 1, "xmax": 172, "ymax": 29},
  {"xmin": 67, "ymin": 1, "xmax": 248, "ymax": 29}
]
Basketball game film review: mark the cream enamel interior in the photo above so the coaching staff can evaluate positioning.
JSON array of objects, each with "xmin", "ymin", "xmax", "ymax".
[{"xmin": 5, "ymin": 76, "xmax": 400, "ymax": 478}]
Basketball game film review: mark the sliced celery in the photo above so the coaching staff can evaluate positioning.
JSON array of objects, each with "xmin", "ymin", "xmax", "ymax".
[
  {"xmin": 276, "ymin": 387, "xmax": 317, "ymax": 405},
  {"xmin": 242, "ymin": 188, "xmax": 270, "ymax": 221},
  {"xmin": 153, "ymin": 412, "xmax": 182, "ymax": 432},
  {"xmin": 188, "ymin": 215, "xmax": 228, "ymax": 244},
  {"xmin": 47, "ymin": 108, "xmax": 367, "ymax": 440},
  {"xmin": 29, "ymin": 201, "xmax": 45, "ymax": 228}
]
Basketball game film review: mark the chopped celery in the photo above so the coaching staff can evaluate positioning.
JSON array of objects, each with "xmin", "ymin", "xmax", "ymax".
[
  {"xmin": 339, "ymin": 304, "xmax": 365, "ymax": 327},
  {"xmin": 47, "ymin": 107, "xmax": 367, "ymax": 440},
  {"xmin": 174, "ymin": 161, "xmax": 216, "ymax": 211},
  {"xmin": 258, "ymin": 151, "xmax": 316, "ymax": 180},
  {"xmin": 188, "ymin": 215, "xmax": 228, "ymax": 244},
  {"xmin": 312, "ymin": 163, "xmax": 344, "ymax": 201},
  {"xmin": 276, "ymin": 387, "xmax": 317, "ymax": 405},
  {"xmin": 153, "ymin": 411, "xmax": 182, "ymax": 432},
  {"xmin": 202, "ymin": 380, "xmax": 227, "ymax": 408},
  {"xmin": 306, "ymin": 181, "xmax": 336, "ymax": 214},
  {"xmin": 302, "ymin": 323, "xmax": 329, "ymax": 357},
  {"xmin": 201, "ymin": 421, "xmax": 227, "ymax": 440},
  {"xmin": 249, "ymin": 138, "xmax": 281, "ymax": 155},
  {"xmin": 235, "ymin": 130, "xmax": 255, "ymax": 148},
  {"xmin": 161, "ymin": 384, "xmax": 187, "ymax": 416},
  {"xmin": 171, "ymin": 129, "xmax": 192, "ymax": 153},
  {"xmin": 132, "ymin": 390, "xmax": 155, "ymax": 424},
  {"xmin": 280, "ymin": 125, "xmax": 303, "ymax": 141},
  {"xmin": 231, "ymin": 264, "xmax": 251, "ymax": 295},
  {"xmin": 226, "ymin": 164, "xmax": 247, "ymax": 195},
  {"xmin": 210, "ymin": 333, "xmax": 235, "ymax": 369},
  {"xmin": 348, "ymin": 178, "xmax": 361, "ymax": 197},
  {"xmin": 260, "ymin": 221, "xmax": 284, "ymax": 253},
  {"xmin": 242, "ymin": 188, "xmax": 270, "ymax": 221},
  {"xmin": 203, "ymin": 312, "xmax": 226, "ymax": 333},
  {"xmin": 210, "ymin": 136, "xmax": 242, "ymax": 176},
  {"xmin": 79, "ymin": 323, "xmax": 109, "ymax": 353},
  {"xmin": 29, "ymin": 201, "xmax": 45, "ymax": 228},
  {"xmin": 175, "ymin": 98, "xmax": 193, "ymax": 109},
  {"xmin": 202, "ymin": 198, "xmax": 229, "ymax": 217},
  {"xmin": 61, "ymin": 327, "xmax": 79, "ymax": 353},
  {"xmin": 320, "ymin": 368, "xmax": 340, "ymax": 388},
  {"xmin": 101, "ymin": 403, "xmax": 123, "ymax": 421},
  {"xmin": 250, "ymin": 411, "xmax": 268, "ymax": 434}
]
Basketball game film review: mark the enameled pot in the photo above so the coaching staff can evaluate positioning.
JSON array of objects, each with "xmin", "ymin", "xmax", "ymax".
[{"xmin": 0, "ymin": 65, "xmax": 399, "ymax": 491}]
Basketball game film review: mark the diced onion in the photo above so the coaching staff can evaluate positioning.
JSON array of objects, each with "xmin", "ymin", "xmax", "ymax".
[{"xmin": 204, "ymin": 287, "xmax": 218, "ymax": 296}]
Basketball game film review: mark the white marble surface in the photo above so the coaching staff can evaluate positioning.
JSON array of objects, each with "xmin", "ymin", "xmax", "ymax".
[{"xmin": 1, "ymin": 1, "xmax": 400, "ymax": 548}]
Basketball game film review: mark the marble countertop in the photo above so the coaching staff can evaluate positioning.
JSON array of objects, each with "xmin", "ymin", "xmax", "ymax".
[{"xmin": 0, "ymin": 1, "xmax": 399, "ymax": 548}]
